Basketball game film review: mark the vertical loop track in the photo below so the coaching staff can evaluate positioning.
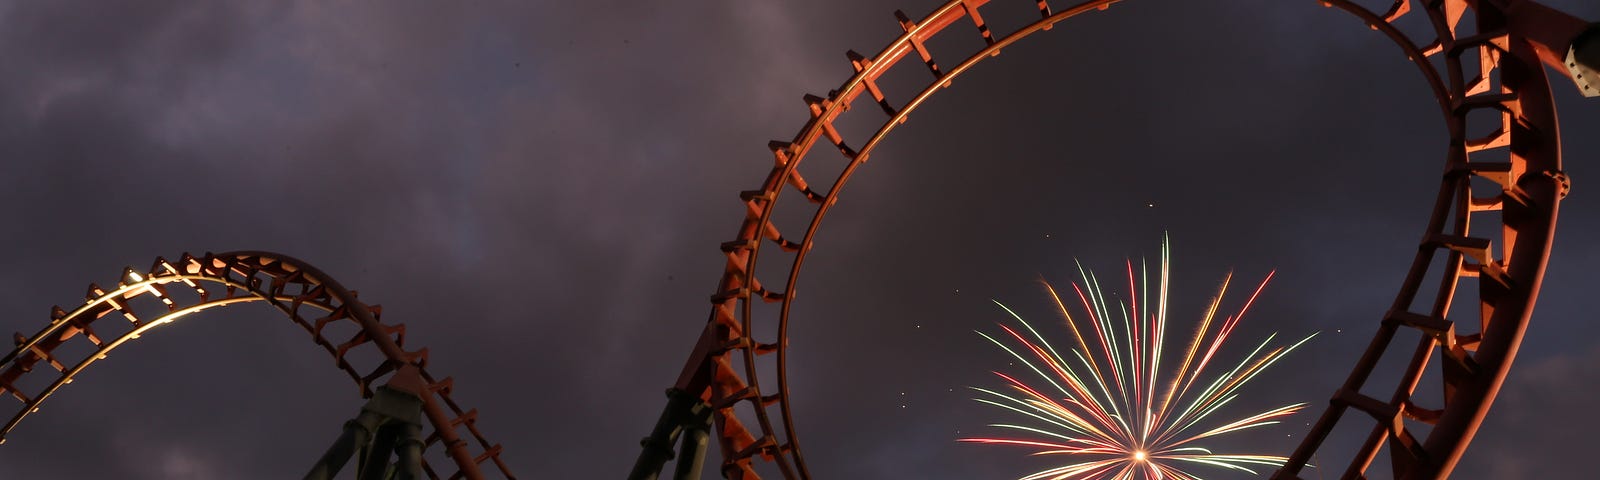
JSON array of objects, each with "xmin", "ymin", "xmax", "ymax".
[{"xmin": 655, "ymin": 0, "xmax": 1589, "ymax": 478}]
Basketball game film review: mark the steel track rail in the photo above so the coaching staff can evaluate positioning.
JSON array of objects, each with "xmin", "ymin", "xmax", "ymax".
[
  {"xmin": 0, "ymin": 252, "xmax": 515, "ymax": 479},
  {"xmin": 1276, "ymin": 1, "xmax": 1574, "ymax": 478},
  {"xmin": 647, "ymin": 0, "xmax": 1593, "ymax": 478}
]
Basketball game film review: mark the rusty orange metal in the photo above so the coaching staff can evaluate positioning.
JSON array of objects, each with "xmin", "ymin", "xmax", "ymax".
[
  {"xmin": 0, "ymin": 252, "xmax": 514, "ymax": 479},
  {"xmin": 638, "ymin": 1, "xmax": 1596, "ymax": 479}
]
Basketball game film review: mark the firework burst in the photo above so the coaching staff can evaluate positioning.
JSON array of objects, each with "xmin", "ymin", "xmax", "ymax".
[{"xmin": 962, "ymin": 237, "xmax": 1315, "ymax": 480}]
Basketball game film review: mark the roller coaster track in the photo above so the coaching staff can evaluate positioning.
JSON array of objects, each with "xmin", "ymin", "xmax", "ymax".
[
  {"xmin": 0, "ymin": 251, "xmax": 514, "ymax": 479},
  {"xmin": 635, "ymin": 0, "xmax": 1598, "ymax": 479}
]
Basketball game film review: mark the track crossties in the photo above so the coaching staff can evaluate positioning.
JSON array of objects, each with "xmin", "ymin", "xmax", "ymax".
[
  {"xmin": 645, "ymin": 1, "xmax": 1591, "ymax": 479},
  {"xmin": 0, "ymin": 252, "xmax": 515, "ymax": 480}
]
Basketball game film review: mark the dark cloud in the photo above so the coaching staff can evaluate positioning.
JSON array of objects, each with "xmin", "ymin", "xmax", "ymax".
[
  {"xmin": 1, "ymin": 0, "xmax": 1597, "ymax": 478},
  {"xmin": 1457, "ymin": 342, "xmax": 1600, "ymax": 477}
]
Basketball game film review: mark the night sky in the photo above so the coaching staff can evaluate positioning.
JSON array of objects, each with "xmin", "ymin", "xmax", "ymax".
[{"xmin": 2, "ymin": 0, "xmax": 1598, "ymax": 478}]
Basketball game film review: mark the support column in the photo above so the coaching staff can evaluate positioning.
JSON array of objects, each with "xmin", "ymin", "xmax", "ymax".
[
  {"xmin": 628, "ymin": 389, "xmax": 712, "ymax": 480},
  {"xmin": 671, "ymin": 405, "xmax": 713, "ymax": 480},
  {"xmin": 304, "ymin": 370, "xmax": 428, "ymax": 480},
  {"xmin": 305, "ymin": 411, "xmax": 382, "ymax": 480}
]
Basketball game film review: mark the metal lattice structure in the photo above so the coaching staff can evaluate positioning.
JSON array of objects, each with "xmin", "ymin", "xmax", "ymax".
[
  {"xmin": 0, "ymin": 252, "xmax": 514, "ymax": 479},
  {"xmin": 634, "ymin": 0, "xmax": 1598, "ymax": 479}
]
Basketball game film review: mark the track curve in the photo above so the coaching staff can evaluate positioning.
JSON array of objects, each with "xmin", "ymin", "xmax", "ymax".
[
  {"xmin": 0, "ymin": 251, "xmax": 514, "ymax": 479},
  {"xmin": 655, "ymin": 0, "xmax": 1587, "ymax": 478}
]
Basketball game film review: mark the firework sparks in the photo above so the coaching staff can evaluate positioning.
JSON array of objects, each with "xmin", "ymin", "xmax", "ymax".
[{"xmin": 962, "ymin": 236, "xmax": 1315, "ymax": 480}]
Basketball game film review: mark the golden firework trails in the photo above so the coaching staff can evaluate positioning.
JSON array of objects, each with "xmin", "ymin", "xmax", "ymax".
[{"xmin": 963, "ymin": 237, "xmax": 1315, "ymax": 480}]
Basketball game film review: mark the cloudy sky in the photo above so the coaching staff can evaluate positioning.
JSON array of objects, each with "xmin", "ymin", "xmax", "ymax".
[{"xmin": 1, "ymin": 0, "xmax": 1597, "ymax": 478}]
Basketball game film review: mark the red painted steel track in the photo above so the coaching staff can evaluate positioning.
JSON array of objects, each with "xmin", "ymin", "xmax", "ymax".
[
  {"xmin": 657, "ymin": 0, "xmax": 1594, "ymax": 478},
  {"xmin": 0, "ymin": 252, "xmax": 514, "ymax": 479}
]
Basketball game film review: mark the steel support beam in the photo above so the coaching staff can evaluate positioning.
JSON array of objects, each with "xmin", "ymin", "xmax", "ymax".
[
  {"xmin": 629, "ymin": 389, "xmax": 713, "ymax": 480},
  {"xmin": 672, "ymin": 404, "xmax": 713, "ymax": 480},
  {"xmin": 305, "ymin": 411, "xmax": 379, "ymax": 480},
  {"xmin": 305, "ymin": 371, "xmax": 427, "ymax": 480}
]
